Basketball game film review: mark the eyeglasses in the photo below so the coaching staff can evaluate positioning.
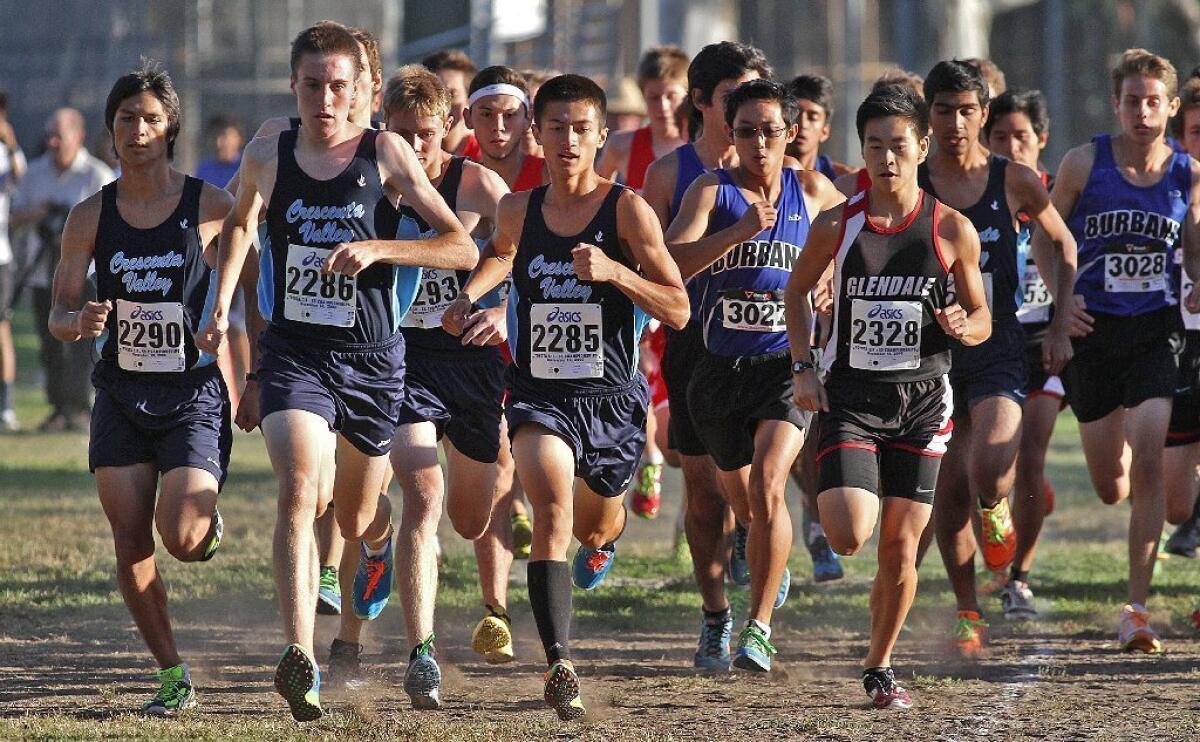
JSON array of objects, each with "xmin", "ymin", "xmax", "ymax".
[{"xmin": 731, "ymin": 125, "xmax": 789, "ymax": 140}]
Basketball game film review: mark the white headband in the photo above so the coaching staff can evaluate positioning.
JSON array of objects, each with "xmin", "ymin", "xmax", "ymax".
[{"xmin": 468, "ymin": 83, "xmax": 529, "ymax": 109}]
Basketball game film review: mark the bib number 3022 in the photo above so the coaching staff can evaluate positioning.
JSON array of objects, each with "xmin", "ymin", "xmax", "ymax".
[
  {"xmin": 284, "ymin": 244, "xmax": 357, "ymax": 327},
  {"xmin": 722, "ymin": 289, "xmax": 786, "ymax": 332},
  {"xmin": 528, "ymin": 303, "xmax": 603, "ymax": 379},
  {"xmin": 849, "ymin": 299, "xmax": 922, "ymax": 371},
  {"xmin": 116, "ymin": 299, "xmax": 186, "ymax": 373},
  {"xmin": 1105, "ymin": 250, "xmax": 1166, "ymax": 294}
]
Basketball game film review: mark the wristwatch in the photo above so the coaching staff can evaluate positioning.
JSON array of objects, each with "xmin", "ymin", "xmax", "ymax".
[
  {"xmin": 245, "ymin": 372, "xmax": 259, "ymax": 382},
  {"xmin": 791, "ymin": 360, "xmax": 815, "ymax": 374}
]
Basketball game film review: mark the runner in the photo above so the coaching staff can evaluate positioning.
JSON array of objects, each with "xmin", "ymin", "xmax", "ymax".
[
  {"xmin": 1047, "ymin": 48, "xmax": 1200, "ymax": 653},
  {"xmin": 785, "ymin": 74, "xmax": 853, "ymax": 181},
  {"xmin": 1164, "ymin": 72, "xmax": 1200, "ymax": 558},
  {"xmin": 327, "ymin": 65, "xmax": 511, "ymax": 707},
  {"xmin": 196, "ymin": 22, "xmax": 475, "ymax": 720},
  {"xmin": 423, "ymin": 48, "xmax": 478, "ymax": 157},
  {"xmin": 443, "ymin": 73, "xmax": 689, "ymax": 719},
  {"xmin": 918, "ymin": 60, "xmax": 1076, "ymax": 657},
  {"xmin": 983, "ymin": 88, "xmax": 1060, "ymax": 618},
  {"xmin": 641, "ymin": 41, "xmax": 773, "ymax": 669},
  {"xmin": 788, "ymin": 83, "xmax": 991, "ymax": 708},
  {"xmin": 666, "ymin": 78, "xmax": 844, "ymax": 671},
  {"xmin": 48, "ymin": 61, "xmax": 232, "ymax": 715},
  {"xmin": 596, "ymin": 46, "xmax": 688, "ymax": 190}
]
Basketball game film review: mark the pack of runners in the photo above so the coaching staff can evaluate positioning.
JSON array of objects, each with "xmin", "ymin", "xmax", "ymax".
[{"xmin": 45, "ymin": 21, "xmax": 1200, "ymax": 719}]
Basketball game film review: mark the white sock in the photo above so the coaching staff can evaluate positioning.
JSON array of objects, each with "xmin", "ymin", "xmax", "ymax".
[
  {"xmin": 748, "ymin": 619, "xmax": 771, "ymax": 639},
  {"xmin": 808, "ymin": 520, "xmax": 826, "ymax": 541},
  {"xmin": 642, "ymin": 449, "xmax": 664, "ymax": 466}
]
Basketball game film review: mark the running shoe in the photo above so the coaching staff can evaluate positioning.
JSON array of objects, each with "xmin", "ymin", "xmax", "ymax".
[
  {"xmin": 143, "ymin": 663, "xmax": 196, "ymax": 716},
  {"xmin": 327, "ymin": 638, "xmax": 363, "ymax": 690},
  {"xmin": 803, "ymin": 508, "xmax": 844, "ymax": 583},
  {"xmin": 352, "ymin": 536, "xmax": 394, "ymax": 620},
  {"xmin": 274, "ymin": 644, "xmax": 323, "ymax": 722},
  {"xmin": 511, "ymin": 512, "xmax": 533, "ymax": 560},
  {"xmin": 317, "ymin": 566, "xmax": 341, "ymax": 616},
  {"xmin": 774, "ymin": 566, "xmax": 792, "ymax": 609},
  {"xmin": 727, "ymin": 523, "xmax": 750, "ymax": 586},
  {"xmin": 1118, "ymin": 604, "xmax": 1162, "ymax": 654},
  {"xmin": 1000, "ymin": 580, "xmax": 1037, "ymax": 620},
  {"xmin": 404, "ymin": 634, "xmax": 442, "ymax": 709},
  {"xmin": 572, "ymin": 543, "xmax": 616, "ymax": 590},
  {"xmin": 472, "ymin": 605, "xmax": 515, "ymax": 664},
  {"xmin": 544, "ymin": 659, "xmax": 585, "ymax": 720},
  {"xmin": 630, "ymin": 461, "xmax": 663, "ymax": 519},
  {"xmin": 0, "ymin": 409, "xmax": 18, "ymax": 432},
  {"xmin": 732, "ymin": 623, "xmax": 777, "ymax": 672},
  {"xmin": 1165, "ymin": 517, "xmax": 1200, "ymax": 558},
  {"xmin": 693, "ymin": 610, "xmax": 733, "ymax": 670},
  {"xmin": 979, "ymin": 498, "xmax": 1017, "ymax": 572},
  {"xmin": 952, "ymin": 610, "xmax": 988, "ymax": 659},
  {"xmin": 198, "ymin": 509, "xmax": 223, "ymax": 562},
  {"xmin": 863, "ymin": 667, "xmax": 913, "ymax": 710}
]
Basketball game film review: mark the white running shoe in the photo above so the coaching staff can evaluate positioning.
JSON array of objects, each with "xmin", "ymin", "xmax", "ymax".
[{"xmin": 1118, "ymin": 604, "xmax": 1162, "ymax": 654}]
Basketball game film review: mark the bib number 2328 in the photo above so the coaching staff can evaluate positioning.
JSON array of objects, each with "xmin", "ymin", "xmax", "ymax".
[
  {"xmin": 849, "ymin": 299, "xmax": 922, "ymax": 371},
  {"xmin": 529, "ymin": 303, "xmax": 603, "ymax": 379},
  {"xmin": 284, "ymin": 244, "xmax": 357, "ymax": 327},
  {"xmin": 116, "ymin": 299, "xmax": 185, "ymax": 373}
]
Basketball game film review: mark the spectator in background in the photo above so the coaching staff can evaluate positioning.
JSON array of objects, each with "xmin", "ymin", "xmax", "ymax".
[
  {"xmin": 605, "ymin": 76, "xmax": 648, "ymax": 133},
  {"xmin": 11, "ymin": 107, "xmax": 113, "ymax": 432},
  {"xmin": 521, "ymin": 68, "xmax": 558, "ymax": 158},
  {"xmin": 0, "ymin": 91, "xmax": 27, "ymax": 431},
  {"xmin": 422, "ymin": 48, "xmax": 477, "ymax": 156},
  {"xmin": 195, "ymin": 114, "xmax": 243, "ymax": 188}
]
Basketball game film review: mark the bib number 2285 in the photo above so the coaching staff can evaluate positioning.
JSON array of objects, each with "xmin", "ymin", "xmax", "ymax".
[{"xmin": 529, "ymin": 303, "xmax": 603, "ymax": 379}]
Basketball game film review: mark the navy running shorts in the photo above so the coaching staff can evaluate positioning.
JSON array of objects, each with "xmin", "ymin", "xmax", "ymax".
[
  {"xmin": 258, "ymin": 327, "xmax": 406, "ymax": 457},
  {"xmin": 398, "ymin": 347, "xmax": 506, "ymax": 463},
  {"xmin": 950, "ymin": 316, "xmax": 1028, "ymax": 415},
  {"xmin": 89, "ymin": 361, "xmax": 232, "ymax": 486},
  {"xmin": 662, "ymin": 320, "xmax": 708, "ymax": 457}
]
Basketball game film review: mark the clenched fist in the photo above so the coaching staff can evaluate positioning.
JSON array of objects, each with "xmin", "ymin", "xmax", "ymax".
[
  {"xmin": 76, "ymin": 300, "xmax": 112, "ymax": 339},
  {"xmin": 934, "ymin": 303, "xmax": 969, "ymax": 341},
  {"xmin": 572, "ymin": 243, "xmax": 618, "ymax": 283},
  {"xmin": 736, "ymin": 199, "xmax": 776, "ymax": 240}
]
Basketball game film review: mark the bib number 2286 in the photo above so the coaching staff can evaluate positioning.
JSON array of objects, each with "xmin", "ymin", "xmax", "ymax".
[
  {"xmin": 529, "ymin": 303, "xmax": 603, "ymax": 379},
  {"xmin": 284, "ymin": 244, "xmax": 357, "ymax": 327}
]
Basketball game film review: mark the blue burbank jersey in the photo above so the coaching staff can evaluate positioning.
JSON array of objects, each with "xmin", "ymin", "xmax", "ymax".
[
  {"xmin": 508, "ymin": 184, "xmax": 647, "ymax": 393},
  {"xmin": 670, "ymin": 143, "xmax": 711, "ymax": 321},
  {"xmin": 1068, "ymin": 134, "xmax": 1191, "ymax": 317},
  {"xmin": 698, "ymin": 168, "xmax": 809, "ymax": 357}
]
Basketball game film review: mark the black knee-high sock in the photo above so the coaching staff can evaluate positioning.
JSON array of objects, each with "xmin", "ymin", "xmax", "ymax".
[{"xmin": 528, "ymin": 560, "xmax": 572, "ymax": 665}]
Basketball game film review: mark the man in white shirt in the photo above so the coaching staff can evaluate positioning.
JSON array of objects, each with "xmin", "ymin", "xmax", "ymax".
[
  {"xmin": 11, "ymin": 108, "xmax": 114, "ymax": 431},
  {"xmin": 0, "ymin": 91, "xmax": 27, "ymax": 430}
]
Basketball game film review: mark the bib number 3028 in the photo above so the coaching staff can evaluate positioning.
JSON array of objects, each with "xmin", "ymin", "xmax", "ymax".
[
  {"xmin": 1105, "ymin": 250, "xmax": 1166, "ymax": 294},
  {"xmin": 849, "ymin": 299, "xmax": 922, "ymax": 371},
  {"xmin": 116, "ymin": 299, "xmax": 186, "ymax": 373},
  {"xmin": 529, "ymin": 303, "xmax": 603, "ymax": 379},
  {"xmin": 284, "ymin": 244, "xmax": 357, "ymax": 327}
]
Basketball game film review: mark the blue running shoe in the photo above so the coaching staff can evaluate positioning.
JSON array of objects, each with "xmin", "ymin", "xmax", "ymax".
[
  {"xmin": 353, "ymin": 537, "xmax": 393, "ymax": 620},
  {"xmin": 403, "ymin": 634, "xmax": 442, "ymax": 709},
  {"xmin": 732, "ymin": 623, "xmax": 777, "ymax": 673},
  {"xmin": 728, "ymin": 523, "xmax": 750, "ymax": 586},
  {"xmin": 774, "ymin": 566, "xmax": 791, "ymax": 609},
  {"xmin": 572, "ymin": 543, "xmax": 616, "ymax": 590},
  {"xmin": 693, "ymin": 610, "xmax": 733, "ymax": 670},
  {"xmin": 273, "ymin": 644, "xmax": 323, "ymax": 721},
  {"xmin": 317, "ymin": 566, "xmax": 341, "ymax": 616},
  {"xmin": 803, "ymin": 508, "xmax": 844, "ymax": 583}
]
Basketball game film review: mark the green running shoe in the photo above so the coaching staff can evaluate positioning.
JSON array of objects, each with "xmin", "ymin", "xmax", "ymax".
[
  {"xmin": 143, "ymin": 663, "xmax": 197, "ymax": 716},
  {"xmin": 274, "ymin": 643, "xmax": 323, "ymax": 722},
  {"xmin": 199, "ymin": 509, "xmax": 223, "ymax": 562},
  {"xmin": 543, "ymin": 660, "xmax": 585, "ymax": 720},
  {"xmin": 317, "ymin": 566, "xmax": 342, "ymax": 616},
  {"xmin": 511, "ymin": 512, "xmax": 533, "ymax": 560},
  {"xmin": 732, "ymin": 623, "xmax": 777, "ymax": 672}
]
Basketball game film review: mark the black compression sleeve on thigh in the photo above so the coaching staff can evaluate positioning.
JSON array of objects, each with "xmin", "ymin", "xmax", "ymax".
[{"xmin": 528, "ymin": 560, "xmax": 572, "ymax": 665}]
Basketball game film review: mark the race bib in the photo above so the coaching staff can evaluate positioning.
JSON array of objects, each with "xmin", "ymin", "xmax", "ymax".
[
  {"xmin": 283, "ymin": 244, "xmax": 357, "ymax": 327},
  {"xmin": 1105, "ymin": 249, "xmax": 1166, "ymax": 294},
  {"xmin": 402, "ymin": 269, "xmax": 461, "ymax": 329},
  {"xmin": 116, "ymin": 299, "xmax": 185, "ymax": 373},
  {"xmin": 721, "ymin": 289, "xmax": 787, "ymax": 333},
  {"xmin": 849, "ymin": 299, "xmax": 922, "ymax": 371},
  {"xmin": 1183, "ymin": 275, "xmax": 1200, "ymax": 331},
  {"xmin": 529, "ymin": 303, "xmax": 603, "ymax": 379},
  {"xmin": 1017, "ymin": 261, "xmax": 1051, "ymax": 324}
]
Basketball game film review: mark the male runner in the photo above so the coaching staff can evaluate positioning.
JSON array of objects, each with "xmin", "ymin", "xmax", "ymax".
[
  {"xmin": 641, "ymin": 42, "xmax": 772, "ymax": 668},
  {"xmin": 983, "ymin": 88, "xmax": 1060, "ymax": 618},
  {"xmin": 667, "ymin": 79, "xmax": 844, "ymax": 671},
  {"xmin": 423, "ymin": 48, "xmax": 478, "ymax": 157},
  {"xmin": 919, "ymin": 60, "xmax": 1076, "ymax": 656},
  {"xmin": 597, "ymin": 46, "xmax": 689, "ymax": 190},
  {"xmin": 1045, "ymin": 49, "xmax": 1200, "ymax": 652},
  {"xmin": 785, "ymin": 74, "xmax": 853, "ymax": 181},
  {"xmin": 49, "ymin": 62, "xmax": 231, "ymax": 714},
  {"xmin": 197, "ymin": 22, "xmax": 475, "ymax": 720},
  {"xmin": 789, "ymin": 83, "xmax": 991, "ymax": 709},
  {"xmin": 327, "ymin": 65, "xmax": 511, "ymax": 707},
  {"xmin": 444, "ymin": 73, "xmax": 689, "ymax": 720}
]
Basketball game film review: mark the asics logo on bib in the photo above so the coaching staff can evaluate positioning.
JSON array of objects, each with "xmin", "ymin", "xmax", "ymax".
[
  {"xmin": 545, "ymin": 308, "xmax": 584, "ymax": 323},
  {"xmin": 528, "ymin": 254, "xmax": 593, "ymax": 301},
  {"xmin": 710, "ymin": 240, "xmax": 799, "ymax": 274},
  {"xmin": 285, "ymin": 198, "xmax": 365, "ymax": 244},
  {"xmin": 1084, "ymin": 209, "xmax": 1181, "ymax": 242},
  {"xmin": 845, "ymin": 276, "xmax": 939, "ymax": 297},
  {"xmin": 867, "ymin": 304, "xmax": 905, "ymax": 320},
  {"xmin": 128, "ymin": 306, "xmax": 166, "ymax": 321},
  {"xmin": 301, "ymin": 251, "xmax": 326, "ymax": 269},
  {"xmin": 108, "ymin": 251, "xmax": 183, "ymax": 297}
]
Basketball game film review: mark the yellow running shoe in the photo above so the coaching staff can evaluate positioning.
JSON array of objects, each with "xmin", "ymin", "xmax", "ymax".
[
  {"xmin": 472, "ymin": 605, "xmax": 515, "ymax": 663},
  {"xmin": 511, "ymin": 512, "xmax": 533, "ymax": 560}
]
